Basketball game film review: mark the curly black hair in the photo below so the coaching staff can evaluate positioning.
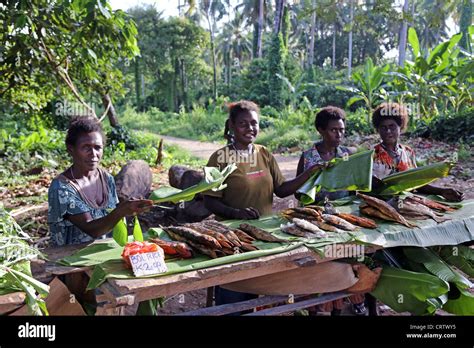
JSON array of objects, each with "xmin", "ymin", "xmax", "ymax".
[
  {"xmin": 372, "ymin": 103, "xmax": 409, "ymax": 131},
  {"xmin": 315, "ymin": 106, "xmax": 346, "ymax": 130},
  {"xmin": 65, "ymin": 116, "xmax": 106, "ymax": 146}
]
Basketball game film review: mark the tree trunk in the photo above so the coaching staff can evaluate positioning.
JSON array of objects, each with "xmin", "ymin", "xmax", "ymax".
[
  {"xmin": 332, "ymin": 21, "xmax": 336, "ymax": 69},
  {"xmin": 398, "ymin": 0, "xmax": 409, "ymax": 67},
  {"xmin": 181, "ymin": 59, "xmax": 187, "ymax": 110},
  {"xmin": 206, "ymin": 13, "xmax": 218, "ymax": 101},
  {"xmin": 101, "ymin": 94, "xmax": 119, "ymax": 127},
  {"xmin": 347, "ymin": 0, "xmax": 353, "ymax": 78},
  {"xmin": 459, "ymin": 0, "xmax": 472, "ymax": 53},
  {"xmin": 273, "ymin": 0, "xmax": 286, "ymax": 34},
  {"xmin": 174, "ymin": 59, "xmax": 179, "ymax": 111},
  {"xmin": 257, "ymin": 0, "xmax": 264, "ymax": 58},
  {"xmin": 308, "ymin": 0, "xmax": 317, "ymax": 69},
  {"xmin": 134, "ymin": 58, "xmax": 141, "ymax": 110}
]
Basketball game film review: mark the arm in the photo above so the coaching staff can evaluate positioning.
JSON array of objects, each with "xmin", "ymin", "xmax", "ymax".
[
  {"xmin": 203, "ymin": 195, "xmax": 260, "ymax": 220},
  {"xmin": 275, "ymin": 162, "xmax": 327, "ymax": 198},
  {"xmin": 66, "ymin": 199, "xmax": 153, "ymax": 238},
  {"xmin": 294, "ymin": 156, "xmax": 305, "ymax": 200},
  {"xmin": 416, "ymin": 184, "xmax": 464, "ymax": 202}
]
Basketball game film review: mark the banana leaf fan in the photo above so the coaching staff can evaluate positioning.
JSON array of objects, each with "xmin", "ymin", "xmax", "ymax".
[
  {"xmin": 149, "ymin": 163, "xmax": 237, "ymax": 203},
  {"xmin": 297, "ymin": 150, "xmax": 374, "ymax": 205},
  {"xmin": 376, "ymin": 162, "xmax": 455, "ymax": 196},
  {"xmin": 370, "ymin": 266, "xmax": 449, "ymax": 315},
  {"xmin": 403, "ymin": 247, "xmax": 474, "ymax": 315}
]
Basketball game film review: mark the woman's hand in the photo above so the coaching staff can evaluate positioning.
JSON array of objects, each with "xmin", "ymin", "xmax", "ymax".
[
  {"xmin": 440, "ymin": 188, "xmax": 464, "ymax": 202},
  {"xmin": 232, "ymin": 207, "xmax": 260, "ymax": 220},
  {"xmin": 118, "ymin": 199, "xmax": 154, "ymax": 216},
  {"xmin": 307, "ymin": 162, "xmax": 331, "ymax": 175}
]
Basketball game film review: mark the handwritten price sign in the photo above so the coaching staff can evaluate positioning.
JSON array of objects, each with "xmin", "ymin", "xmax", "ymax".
[{"xmin": 129, "ymin": 250, "xmax": 168, "ymax": 276}]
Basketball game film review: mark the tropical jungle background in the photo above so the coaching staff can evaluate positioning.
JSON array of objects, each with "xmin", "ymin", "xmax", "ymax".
[{"xmin": 0, "ymin": 0, "xmax": 473, "ymax": 249}]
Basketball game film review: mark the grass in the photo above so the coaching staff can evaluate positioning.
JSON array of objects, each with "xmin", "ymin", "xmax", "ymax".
[
  {"xmin": 0, "ymin": 124, "xmax": 205, "ymax": 192},
  {"xmin": 119, "ymin": 104, "xmax": 327, "ymax": 152}
]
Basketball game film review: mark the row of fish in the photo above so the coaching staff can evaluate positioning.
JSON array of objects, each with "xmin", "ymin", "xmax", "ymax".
[
  {"xmin": 151, "ymin": 194, "xmax": 457, "ymax": 259},
  {"xmin": 357, "ymin": 193, "xmax": 457, "ymax": 227},
  {"xmin": 279, "ymin": 204, "xmax": 378, "ymax": 239},
  {"xmin": 156, "ymin": 220, "xmax": 293, "ymax": 259}
]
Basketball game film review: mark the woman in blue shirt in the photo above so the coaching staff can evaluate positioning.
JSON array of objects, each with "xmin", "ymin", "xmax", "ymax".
[{"xmin": 48, "ymin": 116, "xmax": 152, "ymax": 247}]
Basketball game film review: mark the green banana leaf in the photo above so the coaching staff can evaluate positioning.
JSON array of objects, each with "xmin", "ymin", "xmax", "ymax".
[
  {"xmin": 442, "ymin": 288, "xmax": 474, "ymax": 315},
  {"xmin": 402, "ymin": 247, "xmax": 472, "ymax": 290},
  {"xmin": 61, "ymin": 214, "xmax": 360, "ymax": 289},
  {"xmin": 297, "ymin": 150, "xmax": 374, "ymax": 205},
  {"xmin": 402, "ymin": 246, "xmax": 474, "ymax": 315},
  {"xmin": 437, "ymin": 245, "xmax": 474, "ymax": 277},
  {"xmin": 132, "ymin": 216, "xmax": 144, "ymax": 242},
  {"xmin": 376, "ymin": 162, "xmax": 455, "ymax": 195},
  {"xmin": 112, "ymin": 217, "xmax": 128, "ymax": 246},
  {"xmin": 370, "ymin": 266, "xmax": 450, "ymax": 315},
  {"xmin": 85, "ymin": 237, "xmax": 302, "ymax": 290},
  {"xmin": 149, "ymin": 164, "xmax": 237, "ymax": 203}
]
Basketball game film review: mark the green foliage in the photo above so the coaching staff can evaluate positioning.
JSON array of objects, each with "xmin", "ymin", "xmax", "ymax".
[
  {"xmin": 106, "ymin": 125, "xmax": 139, "ymax": 150},
  {"xmin": 119, "ymin": 104, "xmax": 227, "ymax": 142},
  {"xmin": 239, "ymin": 58, "xmax": 269, "ymax": 106},
  {"xmin": 371, "ymin": 266, "xmax": 450, "ymax": 315},
  {"xmin": 267, "ymin": 33, "xmax": 286, "ymax": 109},
  {"xmin": 123, "ymin": 10, "xmax": 211, "ymax": 112},
  {"xmin": 0, "ymin": 0, "xmax": 140, "ymax": 118},
  {"xmin": 428, "ymin": 107, "xmax": 474, "ymax": 144},
  {"xmin": 386, "ymin": 28, "xmax": 472, "ymax": 127},
  {"xmin": 0, "ymin": 205, "xmax": 49, "ymax": 315},
  {"xmin": 338, "ymin": 57, "xmax": 389, "ymax": 121},
  {"xmin": 345, "ymin": 108, "xmax": 372, "ymax": 135},
  {"xmin": 302, "ymin": 68, "xmax": 353, "ymax": 109}
]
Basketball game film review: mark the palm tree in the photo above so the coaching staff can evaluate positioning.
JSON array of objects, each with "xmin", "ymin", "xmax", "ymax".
[
  {"xmin": 308, "ymin": 0, "xmax": 317, "ymax": 69},
  {"xmin": 398, "ymin": 0, "xmax": 410, "ymax": 66},
  {"xmin": 216, "ymin": 10, "xmax": 253, "ymax": 86},
  {"xmin": 274, "ymin": 0, "xmax": 286, "ymax": 34},
  {"xmin": 257, "ymin": 0, "xmax": 265, "ymax": 57},
  {"xmin": 185, "ymin": 0, "xmax": 228, "ymax": 101},
  {"xmin": 347, "ymin": 0, "xmax": 354, "ymax": 77}
]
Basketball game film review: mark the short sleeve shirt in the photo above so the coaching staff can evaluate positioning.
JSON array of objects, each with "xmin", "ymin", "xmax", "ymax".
[
  {"xmin": 205, "ymin": 144, "xmax": 285, "ymax": 217},
  {"xmin": 47, "ymin": 170, "xmax": 119, "ymax": 247},
  {"xmin": 372, "ymin": 143, "xmax": 417, "ymax": 179}
]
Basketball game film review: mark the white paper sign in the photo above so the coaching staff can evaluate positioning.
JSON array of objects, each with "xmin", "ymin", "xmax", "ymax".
[{"xmin": 129, "ymin": 250, "xmax": 168, "ymax": 276}]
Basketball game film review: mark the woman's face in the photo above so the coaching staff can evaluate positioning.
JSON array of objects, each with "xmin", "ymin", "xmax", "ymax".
[
  {"xmin": 231, "ymin": 110, "xmax": 260, "ymax": 146},
  {"xmin": 318, "ymin": 119, "xmax": 345, "ymax": 148},
  {"xmin": 67, "ymin": 132, "xmax": 104, "ymax": 172},
  {"xmin": 378, "ymin": 118, "xmax": 400, "ymax": 146}
]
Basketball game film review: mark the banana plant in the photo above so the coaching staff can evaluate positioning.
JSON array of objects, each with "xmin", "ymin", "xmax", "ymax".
[
  {"xmin": 337, "ymin": 57, "xmax": 390, "ymax": 122},
  {"xmin": 276, "ymin": 73, "xmax": 318, "ymax": 110},
  {"xmin": 386, "ymin": 28, "xmax": 465, "ymax": 125}
]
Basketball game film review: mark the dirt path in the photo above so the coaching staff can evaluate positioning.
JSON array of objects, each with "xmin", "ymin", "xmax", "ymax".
[{"xmin": 160, "ymin": 135, "xmax": 299, "ymax": 179}]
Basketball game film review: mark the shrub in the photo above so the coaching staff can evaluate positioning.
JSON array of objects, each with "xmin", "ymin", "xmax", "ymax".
[
  {"xmin": 345, "ymin": 109, "xmax": 373, "ymax": 135},
  {"xmin": 429, "ymin": 108, "xmax": 474, "ymax": 144},
  {"xmin": 107, "ymin": 125, "xmax": 139, "ymax": 150}
]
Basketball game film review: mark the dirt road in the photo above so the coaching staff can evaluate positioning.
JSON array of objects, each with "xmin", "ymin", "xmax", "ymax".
[{"xmin": 160, "ymin": 135, "xmax": 299, "ymax": 179}]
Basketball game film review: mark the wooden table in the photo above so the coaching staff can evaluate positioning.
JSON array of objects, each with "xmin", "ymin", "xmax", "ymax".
[{"xmin": 32, "ymin": 242, "xmax": 380, "ymax": 315}]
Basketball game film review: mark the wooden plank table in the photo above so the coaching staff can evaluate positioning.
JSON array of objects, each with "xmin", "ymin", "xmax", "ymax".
[{"xmin": 31, "ymin": 241, "xmax": 379, "ymax": 315}]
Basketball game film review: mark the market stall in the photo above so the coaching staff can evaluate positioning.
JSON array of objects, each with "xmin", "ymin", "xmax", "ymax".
[{"xmin": 28, "ymin": 196, "xmax": 474, "ymax": 316}]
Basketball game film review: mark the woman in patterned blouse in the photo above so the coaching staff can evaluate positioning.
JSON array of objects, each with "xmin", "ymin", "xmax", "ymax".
[
  {"xmin": 296, "ymin": 106, "xmax": 366, "ymax": 316},
  {"xmin": 372, "ymin": 103, "xmax": 463, "ymax": 202},
  {"xmin": 296, "ymin": 106, "xmax": 356, "ymax": 203},
  {"xmin": 48, "ymin": 116, "xmax": 153, "ymax": 247}
]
